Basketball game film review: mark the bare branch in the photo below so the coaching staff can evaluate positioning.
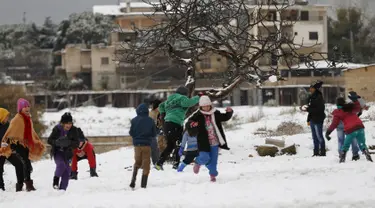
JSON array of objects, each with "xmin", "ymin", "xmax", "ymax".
[{"xmin": 115, "ymin": 0, "xmax": 340, "ymax": 99}]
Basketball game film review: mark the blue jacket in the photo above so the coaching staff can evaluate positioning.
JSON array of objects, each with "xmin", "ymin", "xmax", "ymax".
[
  {"xmin": 181, "ymin": 131, "xmax": 198, "ymax": 151},
  {"xmin": 129, "ymin": 103, "xmax": 157, "ymax": 146}
]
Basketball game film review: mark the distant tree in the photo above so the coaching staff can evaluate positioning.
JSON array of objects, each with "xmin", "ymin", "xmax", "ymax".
[
  {"xmin": 328, "ymin": 7, "xmax": 367, "ymax": 62},
  {"xmin": 0, "ymin": 85, "xmax": 46, "ymax": 135},
  {"xmin": 64, "ymin": 12, "xmax": 115, "ymax": 46}
]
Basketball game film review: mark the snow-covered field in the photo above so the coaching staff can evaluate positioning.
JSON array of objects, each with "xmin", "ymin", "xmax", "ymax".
[{"xmin": 2, "ymin": 105, "xmax": 375, "ymax": 207}]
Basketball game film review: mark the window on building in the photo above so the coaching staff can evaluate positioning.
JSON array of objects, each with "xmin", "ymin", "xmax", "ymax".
[
  {"xmin": 101, "ymin": 57, "xmax": 109, "ymax": 65},
  {"xmin": 267, "ymin": 11, "xmax": 277, "ymax": 21},
  {"xmin": 300, "ymin": 11, "xmax": 309, "ymax": 21},
  {"xmin": 309, "ymin": 32, "xmax": 318, "ymax": 40},
  {"xmin": 200, "ymin": 57, "xmax": 211, "ymax": 69}
]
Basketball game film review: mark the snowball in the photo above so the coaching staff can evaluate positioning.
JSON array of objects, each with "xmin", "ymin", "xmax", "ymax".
[{"xmin": 268, "ymin": 75, "xmax": 278, "ymax": 83}]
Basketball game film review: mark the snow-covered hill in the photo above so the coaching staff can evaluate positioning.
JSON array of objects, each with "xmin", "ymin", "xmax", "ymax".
[{"xmin": 2, "ymin": 105, "xmax": 375, "ymax": 207}]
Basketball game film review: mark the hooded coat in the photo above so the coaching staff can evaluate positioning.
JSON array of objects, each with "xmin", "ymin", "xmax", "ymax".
[
  {"xmin": 129, "ymin": 104, "xmax": 157, "ymax": 146},
  {"xmin": 158, "ymin": 93, "xmax": 199, "ymax": 126}
]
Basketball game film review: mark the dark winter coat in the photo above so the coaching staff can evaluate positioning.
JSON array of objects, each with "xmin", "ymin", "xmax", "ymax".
[
  {"xmin": 187, "ymin": 109, "xmax": 233, "ymax": 152},
  {"xmin": 306, "ymin": 90, "xmax": 326, "ymax": 123},
  {"xmin": 328, "ymin": 101, "xmax": 364, "ymax": 135},
  {"xmin": 0, "ymin": 122, "xmax": 9, "ymax": 140},
  {"xmin": 129, "ymin": 103, "xmax": 157, "ymax": 146},
  {"xmin": 47, "ymin": 125, "xmax": 81, "ymax": 160}
]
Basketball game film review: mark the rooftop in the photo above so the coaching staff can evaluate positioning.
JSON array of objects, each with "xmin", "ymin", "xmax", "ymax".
[{"xmin": 93, "ymin": 2, "xmax": 159, "ymax": 16}]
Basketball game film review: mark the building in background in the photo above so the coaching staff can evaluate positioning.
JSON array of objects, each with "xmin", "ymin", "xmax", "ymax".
[
  {"xmin": 46, "ymin": 0, "xmax": 349, "ymax": 108},
  {"xmin": 343, "ymin": 64, "xmax": 375, "ymax": 102}
]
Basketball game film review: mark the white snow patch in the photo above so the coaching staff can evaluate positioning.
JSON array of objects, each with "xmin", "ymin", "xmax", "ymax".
[
  {"xmin": 268, "ymin": 75, "xmax": 278, "ymax": 83},
  {"xmin": 3, "ymin": 105, "xmax": 375, "ymax": 207}
]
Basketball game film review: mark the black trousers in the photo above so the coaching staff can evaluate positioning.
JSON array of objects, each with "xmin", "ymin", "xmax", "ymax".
[
  {"xmin": 182, "ymin": 150, "xmax": 199, "ymax": 165},
  {"xmin": 157, "ymin": 122, "xmax": 183, "ymax": 166},
  {"xmin": 11, "ymin": 144, "xmax": 33, "ymax": 181},
  {"xmin": 0, "ymin": 154, "xmax": 25, "ymax": 187}
]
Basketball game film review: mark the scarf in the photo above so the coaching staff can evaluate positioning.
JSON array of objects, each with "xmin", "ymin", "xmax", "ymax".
[
  {"xmin": 0, "ymin": 113, "xmax": 45, "ymax": 160},
  {"xmin": 199, "ymin": 108, "xmax": 226, "ymax": 146},
  {"xmin": 20, "ymin": 112, "xmax": 34, "ymax": 150}
]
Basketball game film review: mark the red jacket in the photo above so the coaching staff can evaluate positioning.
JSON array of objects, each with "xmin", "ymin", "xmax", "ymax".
[{"xmin": 328, "ymin": 101, "xmax": 364, "ymax": 134}]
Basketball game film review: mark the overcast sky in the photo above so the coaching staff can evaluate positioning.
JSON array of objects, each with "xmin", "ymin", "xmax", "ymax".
[
  {"xmin": 0, "ymin": 0, "xmax": 119, "ymax": 25},
  {"xmin": 0, "ymin": 0, "xmax": 373, "ymax": 25}
]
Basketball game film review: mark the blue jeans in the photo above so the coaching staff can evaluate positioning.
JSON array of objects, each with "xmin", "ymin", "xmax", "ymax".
[
  {"xmin": 310, "ymin": 122, "xmax": 325, "ymax": 153},
  {"xmin": 337, "ymin": 128, "xmax": 359, "ymax": 156},
  {"xmin": 195, "ymin": 146, "xmax": 219, "ymax": 176}
]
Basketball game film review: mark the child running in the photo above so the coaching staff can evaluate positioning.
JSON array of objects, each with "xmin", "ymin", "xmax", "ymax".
[
  {"xmin": 177, "ymin": 122, "xmax": 199, "ymax": 172},
  {"xmin": 187, "ymin": 96, "xmax": 233, "ymax": 182}
]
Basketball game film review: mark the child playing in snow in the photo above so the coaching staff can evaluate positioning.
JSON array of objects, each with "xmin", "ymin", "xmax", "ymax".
[
  {"xmin": 336, "ymin": 95, "xmax": 368, "ymax": 161},
  {"xmin": 0, "ymin": 98, "xmax": 45, "ymax": 191},
  {"xmin": 177, "ymin": 122, "xmax": 199, "ymax": 172},
  {"xmin": 155, "ymin": 86, "xmax": 199, "ymax": 170},
  {"xmin": 187, "ymin": 95, "xmax": 233, "ymax": 182},
  {"xmin": 70, "ymin": 137, "xmax": 98, "ymax": 180},
  {"xmin": 47, "ymin": 112, "xmax": 80, "ymax": 190},
  {"xmin": 325, "ymin": 92, "xmax": 372, "ymax": 163},
  {"xmin": 129, "ymin": 103, "xmax": 157, "ymax": 189},
  {"xmin": 0, "ymin": 108, "xmax": 25, "ymax": 192}
]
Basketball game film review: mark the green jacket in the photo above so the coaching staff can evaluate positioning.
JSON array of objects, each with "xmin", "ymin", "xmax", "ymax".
[{"xmin": 159, "ymin": 94, "xmax": 199, "ymax": 126}]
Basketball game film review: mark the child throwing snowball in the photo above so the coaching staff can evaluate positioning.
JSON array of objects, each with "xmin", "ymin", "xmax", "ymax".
[
  {"xmin": 187, "ymin": 96, "xmax": 233, "ymax": 182},
  {"xmin": 325, "ymin": 92, "xmax": 372, "ymax": 163}
]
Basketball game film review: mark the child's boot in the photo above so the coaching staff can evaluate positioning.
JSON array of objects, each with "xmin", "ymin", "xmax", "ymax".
[
  {"xmin": 53, "ymin": 176, "xmax": 59, "ymax": 189},
  {"xmin": 129, "ymin": 168, "xmax": 138, "ymax": 189},
  {"xmin": 70, "ymin": 171, "xmax": 78, "ymax": 180},
  {"xmin": 90, "ymin": 168, "xmax": 99, "ymax": 177},
  {"xmin": 172, "ymin": 162, "xmax": 179, "ymax": 170},
  {"xmin": 25, "ymin": 180, "xmax": 36, "ymax": 191},
  {"xmin": 339, "ymin": 151, "xmax": 347, "ymax": 163},
  {"xmin": 352, "ymin": 154, "xmax": 360, "ymax": 161},
  {"xmin": 141, "ymin": 175, "xmax": 148, "ymax": 188},
  {"xmin": 363, "ymin": 149, "xmax": 373, "ymax": 162},
  {"xmin": 16, "ymin": 183, "xmax": 23, "ymax": 192},
  {"xmin": 154, "ymin": 163, "xmax": 163, "ymax": 171},
  {"xmin": 210, "ymin": 175, "xmax": 216, "ymax": 182},
  {"xmin": 177, "ymin": 162, "xmax": 187, "ymax": 172}
]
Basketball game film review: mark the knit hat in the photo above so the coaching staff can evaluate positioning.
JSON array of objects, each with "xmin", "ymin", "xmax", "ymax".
[
  {"xmin": 17, "ymin": 98, "xmax": 30, "ymax": 112},
  {"xmin": 199, "ymin": 95, "xmax": 212, "ymax": 107},
  {"xmin": 310, "ymin": 80, "xmax": 323, "ymax": 90},
  {"xmin": 0, "ymin": 108, "xmax": 10, "ymax": 124},
  {"xmin": 61, "ymin": 112, "xmax": 73, "ymax": 123},
  {"xmin": 176, "ymin": 86, "xmax": 188, "ymax": 96}
]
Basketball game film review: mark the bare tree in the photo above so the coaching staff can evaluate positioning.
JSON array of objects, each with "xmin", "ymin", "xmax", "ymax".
[{"xmin": 116, "ymin": 0, "xmax": 337, "ymax": 100}]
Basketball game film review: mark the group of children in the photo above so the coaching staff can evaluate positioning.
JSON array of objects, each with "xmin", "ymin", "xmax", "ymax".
[
  {"xmin": 1, "ymin": 84, "xmax": 373, "ymax": 192},
  {"xmin": 0, "ymin": 99, "xmax": 98, "ymax": 192},
  {"xmin": 301, "ymin": 80, "xmax": 372, "ymax": 163},
  {"xmin": 128, "ymin": 86, "xmax": 233, "ymax": 188}
]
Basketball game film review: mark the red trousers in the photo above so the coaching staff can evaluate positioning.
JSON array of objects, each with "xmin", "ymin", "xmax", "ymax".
[{"xmin": 71, "ymin": 142, "xmax": 96, "ymax": 172}]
